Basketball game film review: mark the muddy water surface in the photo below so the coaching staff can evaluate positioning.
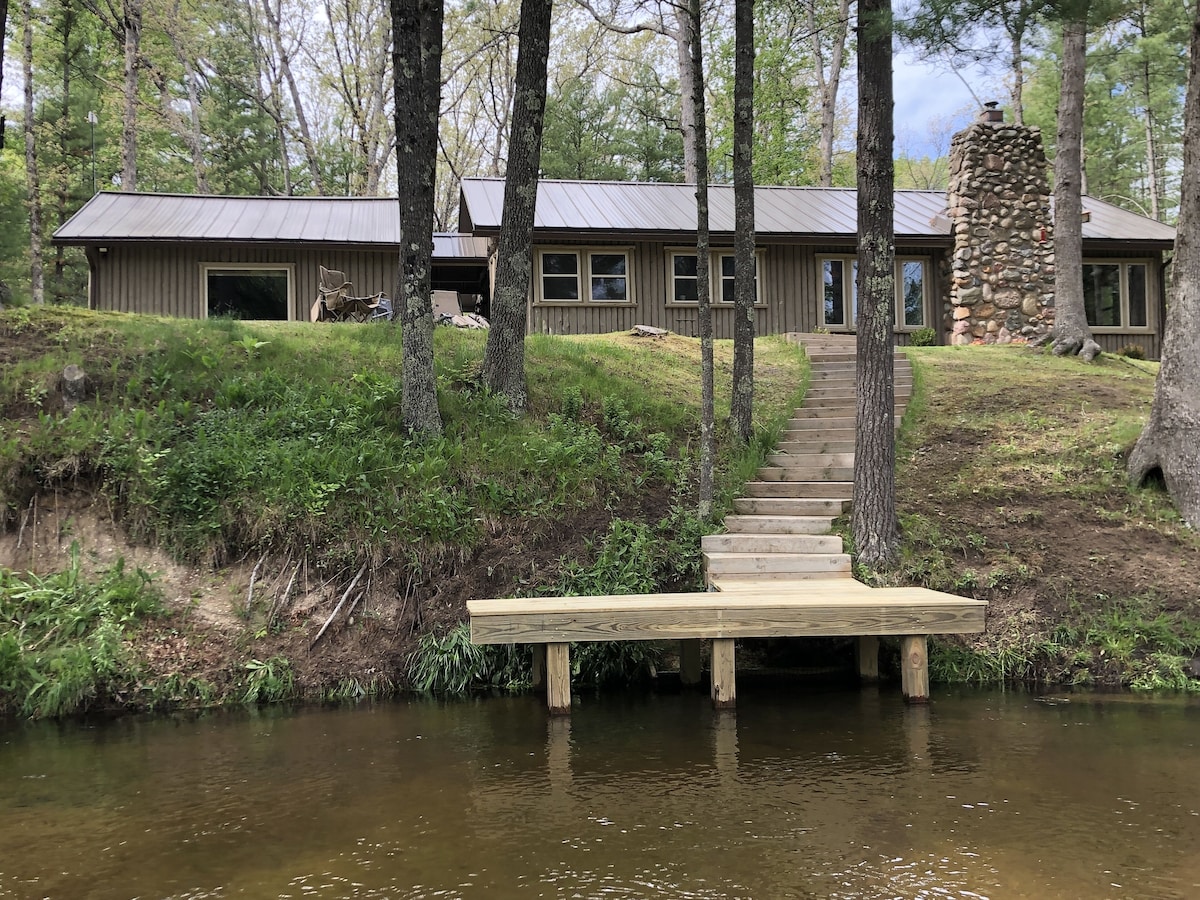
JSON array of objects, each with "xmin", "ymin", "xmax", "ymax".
[{"xmin": 1, "ymin": 687, "xmax": 1198, "ymax": 898}]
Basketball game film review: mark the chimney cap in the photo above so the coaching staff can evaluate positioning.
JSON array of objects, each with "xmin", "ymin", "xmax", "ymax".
[{"xmin": 981, "ymin": 101, "xmax": 1004, "ymax": 123}]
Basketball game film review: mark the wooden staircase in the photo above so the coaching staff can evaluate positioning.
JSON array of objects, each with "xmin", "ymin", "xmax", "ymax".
[{"xmin": 702, "ymin": 333, "xmax": 912, "ymax": 583}]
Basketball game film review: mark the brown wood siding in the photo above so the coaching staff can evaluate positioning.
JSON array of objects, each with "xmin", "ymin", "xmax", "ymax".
[
  {"xmin": 527, "ymin": 241, "xmax": 846, "ymax": 338},
  {"xmin": 94, "ymin": 244, "xmax": 400, "ymax": 320}
]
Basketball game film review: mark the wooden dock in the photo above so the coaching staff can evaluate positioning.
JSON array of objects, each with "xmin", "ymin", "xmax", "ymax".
[
  {"xmin": 468, "ymin": 580, "xmax": 986, "ymax": 713},
  {"xmin": 468, "ymin": 335, "xmax": 987, "ymax": 714}
]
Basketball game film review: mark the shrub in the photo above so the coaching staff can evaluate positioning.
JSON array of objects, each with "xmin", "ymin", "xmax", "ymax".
[
  {"xmin": 1118, "ymin": 344, "xmax": 1146, "ymax": 360},
  {"xmin": 909, "ymin": 326, "xmax": 938, "ymax": 347}
]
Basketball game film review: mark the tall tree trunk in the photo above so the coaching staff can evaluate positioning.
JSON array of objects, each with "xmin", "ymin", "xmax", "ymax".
[
  {"xmin": 807, "ymin": 0, "xmax": 852, "ymax": 187},
  {"xmin": 675, "ymin": 4, "xmax": 698, "ymax": 183},
  {"xmin": 165, "ymin": 1, "xmax": 211, "ymax": 193},
  {"xmin": 480, "ymin": 0, "xmax": 553, "ymax": 412},
  {"xmin": 731, "ymin": 0, "xmax": 756, "ymax": 442},
  {"xmin": 392, "ymin": 0, "xmax": 444, "ymax": 436},
  {"xmin": 55, "ymin": 3, "xmax": 73, "ymax": 302},
  {"xmin": 853, "ymin": 0, "xmax": 897, "ymax": 570},
  {"xmin": 1009, "ymin": 21, "xmax": 1024, "ymax": 124},
  {"xmin": 120, "ymin": 0, "xmax": 142, "ymax": 191},
  {"xmin": 687, "ymin": 0, "xmax": 714, "ymax": 518},
  {"xmin": 22, "ymin": 0, "xmax": 43, "ymax": 305},
  {"xmin": 260, "ymin": 0, "xmax": 325, "ymax": 194},
  {"xmin": 1, "ymin": 0, "xmax": 9, "ymax": 150},
  {"xmin": 1047, "ymin": 16, "xmax": 1101, "ymax": 360},
  {"xmin": 1128, "ymin": 3, "xmax": 1200, "ymax": 528},
  {"xmin": 1139, "ymin": 43, "xmax": 1161, "ymax": 220}
]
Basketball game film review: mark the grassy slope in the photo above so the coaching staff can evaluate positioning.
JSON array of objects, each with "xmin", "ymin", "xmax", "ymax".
[
  {"xmin": 0, "ymin": 307, "xmax": 805, "ymax": 713},
  {"xmin": 3, "ymin": 308, "xmax": 1198, "ymax": 713},
  {"xmin": 896, "ymin": 347, "xmax": 1200, "ymax": 690}
]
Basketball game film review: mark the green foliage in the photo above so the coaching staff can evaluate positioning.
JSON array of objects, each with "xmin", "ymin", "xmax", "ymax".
[
  {"xmin": 908, "ymin": 326, "xmax": 938, "ymax": 347},
  {"xmin": 241, "ymin": 656, "xmax": 295, "ymax": 704},
  {"xmin": 407, "ymin": 623, "xmax": 529, "ymax": 695},
  {"xmin": 0, "ymin": 544, "xmax": 163, "ymax": 718}
]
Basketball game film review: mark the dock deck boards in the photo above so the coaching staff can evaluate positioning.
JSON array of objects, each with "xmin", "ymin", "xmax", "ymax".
[{"xmin": 467, "ymin": 579, "xmax": 986, "ymax": 645}]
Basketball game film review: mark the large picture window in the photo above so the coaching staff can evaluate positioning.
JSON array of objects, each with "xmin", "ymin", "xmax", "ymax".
[
  {"xmin": 204, "ymin": 265, "xmax": 292, "ymax": 320},
  {"xmin": 820, "ymin": 256, "xmax": 927, "ymax": 329},
  {"xmin": 1084, "ymin": 261, "xmax": 1149, "ymax": 329},
  {"xmin": 671, "ymin": 251, "xmax": 762, "ymax": 305},
  {"xmin": 536, "ymin": 249, "xmax": 632, "ymax": 304}
]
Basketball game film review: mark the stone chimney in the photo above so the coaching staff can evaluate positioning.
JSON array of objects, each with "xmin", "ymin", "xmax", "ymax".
[{"xmin": 945, "ymin": 103, "xmax": 1055, "ymax": 345}]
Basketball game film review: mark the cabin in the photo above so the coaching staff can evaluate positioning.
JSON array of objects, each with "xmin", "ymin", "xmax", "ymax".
[
  {"xmin": 52, "ymin": 193, "xmax": 491, "ymax": 321},
  {"xmin": 456, "ymin": 108, "xmax": 1176, "ymax": 357},
  {"xmin": 53, "ymin": 109, "xmax": 1175, "ymax": 356}
]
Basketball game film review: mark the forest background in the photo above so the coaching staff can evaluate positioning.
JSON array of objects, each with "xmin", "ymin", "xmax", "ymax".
[{"xmin": 0, "ymin": 0, "xmax": 1190, "ymax": 309}]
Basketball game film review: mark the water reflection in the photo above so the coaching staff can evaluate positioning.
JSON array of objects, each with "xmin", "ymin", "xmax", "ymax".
[{"xmin": 1, "ymin": 689, "xmax": 1198, "ymax": 898}]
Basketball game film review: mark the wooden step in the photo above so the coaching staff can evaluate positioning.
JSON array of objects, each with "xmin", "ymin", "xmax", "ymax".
[
  {"xmin": 745, "ymin": 477, "xmax": 853, "ymax": 495},
  {"xmin": 786, "ymin": 416, "xmax": 902, "ymax": 430},
  {"xmin": 762, "ymin": 462, "xmax": 855, "ymax": 480},
  {"xmin": 721, "ymin": 514, "xmax": 837, "ymax": 533},
  {"xmin": 768, "ymin": 451, "xmax": 855, "ymax": 468},
  {"xmin": 701, "ymin": 533, "xmax": 844, "ymax": 554},
  {"xmin": 704, "ymin": 552, "xmax": 853, "ymax": 577},
  {"xmin": 733, "ymin": 497, "xmax": 850, "ymax": 515},
  {"xmin": 774, "ymin": 441, "xmax": 856, "ymax": 454},
  {"xmin": 748, "ymin": 472, "xmax": 854, "ymax": 494}
]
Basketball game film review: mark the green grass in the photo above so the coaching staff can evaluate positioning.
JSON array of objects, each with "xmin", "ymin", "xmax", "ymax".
[
  {"xmin": 1, "ymin": 308, "xmax": 807, "ymax": 712},
  {"xmin": 1, "ymin": 310, "xmax": 805, "ymax": 576}
]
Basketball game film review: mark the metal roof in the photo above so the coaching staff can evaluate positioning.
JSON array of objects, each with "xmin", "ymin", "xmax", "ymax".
[
  {"xmin": 459, "ymin": 177, "xmax": 1176, "ymax": 246},
  {"xmin": 53, "ymin": 192, "xmax": 491, "ymax": 260},
  {"xmin": 460, "ymin": 178, "xmax": 952, "ymax": 240}
]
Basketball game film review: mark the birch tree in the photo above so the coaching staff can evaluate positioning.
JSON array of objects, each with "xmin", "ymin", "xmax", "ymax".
[
  {"xmin": 853, "ymin": 0, "xmax": 898, "ymax": 569},
  {"xmin": 1128, "ymin": 1, "xmax": 1200, "ymax": 528}
]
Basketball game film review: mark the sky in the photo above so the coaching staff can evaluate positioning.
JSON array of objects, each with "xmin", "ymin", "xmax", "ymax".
[{"xmin": 891, "ymin": 48, "xmax": 1005, "ymax": 159}]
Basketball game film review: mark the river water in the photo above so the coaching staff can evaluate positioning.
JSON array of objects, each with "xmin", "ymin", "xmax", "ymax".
[{"xmin": 1, "ymin": 686, "xmax": 1198, "ymax": 899}]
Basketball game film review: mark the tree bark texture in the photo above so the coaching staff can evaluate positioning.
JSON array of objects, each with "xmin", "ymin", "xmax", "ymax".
[
  {"xmin": 393, "ymin": 0, "xmax": 444, "ymax": 435},
  {"xmin": 481, "ymin": 0, "xmax": 553, "ymax": 412},
  {"xmin": 853, "ymin": 0, "xmax": 898, "ymax": 570},
  {"xmin": 1128, "ymin": 3, "xmax": 1200, "ymax": 529},
  {"xmin": 1, "ymin": 0, "xmax": 9, "ymax": 150},
  {"xmin": 21, "ymin": 0, "xmax": 43, "ymax": 305},
  {"xmin": 1049, "ymin": 17, "xmax": 1101, "ymax": 361},
  {"xmin": 689, "ymin": 0, "xmax": 715, "ymax": 519},
  {"xmin": 730, "ymin": 0, "xmax": 756, "ymax": 443},
  {"xmin": 120, "ymin": 0, "xmax": 143, "ymax": 191},
  {"xmin": 675, "ymin": 4, "xmax": 698, "ymax": 183}
]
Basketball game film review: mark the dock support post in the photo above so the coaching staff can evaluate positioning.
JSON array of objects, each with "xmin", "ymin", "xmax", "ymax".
[
  {"xmin": 856, "ymin": 635, "xmax": 880, "ymax": 682},
  {"xmin": 679, "ymin": 639, "xmax": 702, "ymax": 687},
  {"xmin": 546, "ymin": 642, "xmax": 571, "ymax": 715},
  {"xmin": 900, "ymin": 635, "xmax": 930, "ymax": 704},
  {"xmin": 531, "ymin": 644, "xmax": 546, "ymax": 695},
  {"xmin": 710, "ymin": 638, "xmax": 736, "ymax": 709}
]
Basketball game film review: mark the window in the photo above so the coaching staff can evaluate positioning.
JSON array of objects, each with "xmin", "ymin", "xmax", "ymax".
[
  {"xmin": 536, "ymin": 249, "xmax": 631, "ymax": 304},
  {"xmin": 672, "ymin": 253, "xmax": 699, "ymax": 302},
  {"xmin": 1084, "ymin": 261, "xmax": 1149, "ymax": 329},
  {"xmin": 540, "ymin": 252, "xmax": 580, "ymax": 301},
  {"xmin": 671, "ymin": 251, "xmax": 761, "ymax": 305},
  {"xmin": 204, "ymin": 265, "xmax": 292, "ymax": 320},
  {"xmin": 589, "ymin": 253, "xmax": 628, "ymax": 301},
  {"xmin": 820, "ymin": 256, "xmax": 927, "ymax": 329}
]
